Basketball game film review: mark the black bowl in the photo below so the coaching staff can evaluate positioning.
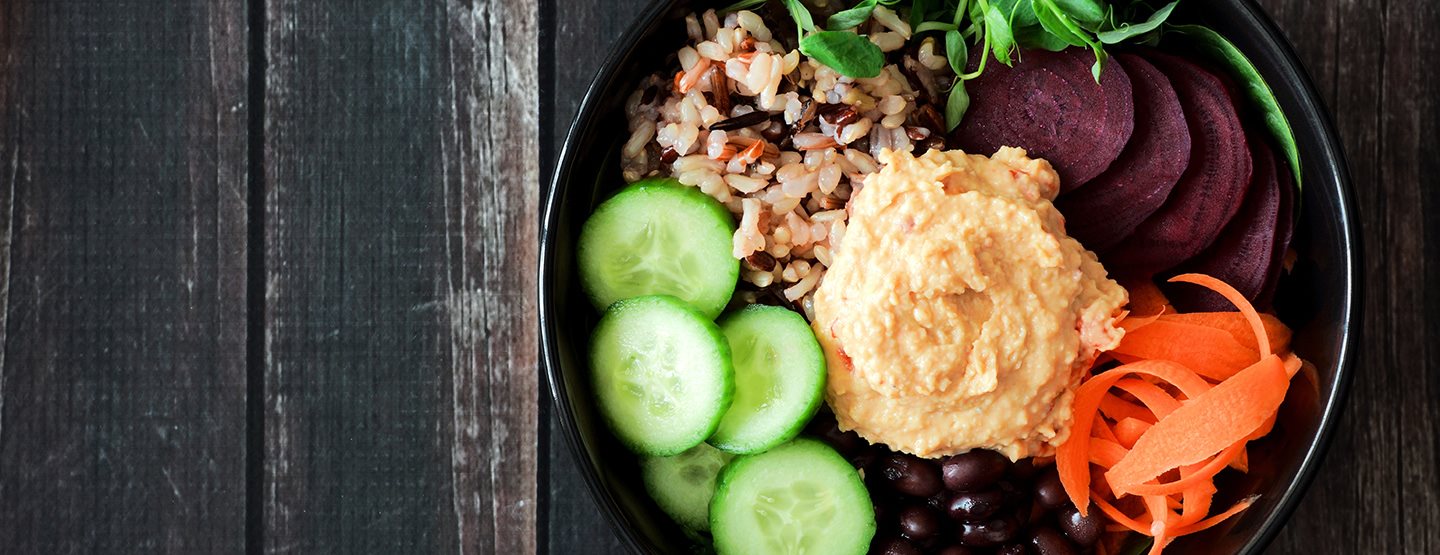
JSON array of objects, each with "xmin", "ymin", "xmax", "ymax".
[{"xmin": 540, "ymin": 1, "xmax": 1360, "ymax": 552}]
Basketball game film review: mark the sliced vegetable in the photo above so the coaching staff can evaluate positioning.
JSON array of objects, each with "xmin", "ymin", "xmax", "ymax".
[
  {"xmin": 577, "ymin": 177, "xmax": 738, "ymax": 318},
  {"xmin": 1056, "ymin": 274, "xmax": 1306, "ymax": 555},
  {"xmin": 642, "ymin": 443, "xmax": 734, "ymax": 532},
  {"xmin": 710, "ymin": 438, "xmax": 875, "ymax": 555},
  {"xmin": 1169, "ymin": 24, "xmax": 1301, "ymax": 186},
  {"xmin": 589, "ymin": 295, "xmax": 734, "ymax": 456},
  {"xmin": 709, "ymin": 305, "xmax": 827, "ymax": 454}
]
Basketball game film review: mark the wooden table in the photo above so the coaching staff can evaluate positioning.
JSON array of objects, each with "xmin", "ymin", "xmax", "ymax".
[{"xmin": 0, "ymin": 0, "xmax": 1433, "ymax": 553}]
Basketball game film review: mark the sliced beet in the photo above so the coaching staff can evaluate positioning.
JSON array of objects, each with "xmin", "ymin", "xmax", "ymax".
[
  {"xmin": 1103, "ymin": 52, "xmax": 1253, "ymax": 277},
  {"xmin": 1163, "ymin": 141, "xmax": 1282, "ymax": 312},
  {"xmin": 1055, "ymin": 54, "xmax": 1191, "ymax": 252},
  {"xmin": 1257, "ymin": 152, "xmax": 1296, "ymax": 308},
  {"xmin": 951, "ymin": 48, "xmax": 1134, "ymax": 188}
]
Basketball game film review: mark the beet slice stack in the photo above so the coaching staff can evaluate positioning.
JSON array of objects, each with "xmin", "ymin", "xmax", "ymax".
[
  {"xmin": 1103, "ymin": 52, "xmax": 1253, "ymax": 277},
  {"xmin": 1055, "ymin": 53, "xmax": 1191, "ymax": 253},
  {"xmin": 952, "ymin": 48, "xmax": 1135, "ymax": 188},
  {"xmin": 1163, "ymin": 141, "xmax": 1284, "ymax": 311}
]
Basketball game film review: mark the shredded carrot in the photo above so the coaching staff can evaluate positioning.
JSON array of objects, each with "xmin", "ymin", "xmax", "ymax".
[
  {"xmin": 1112, "ymin": 321, "xmax": 1260, "ymax": 381},
  {"xmin": 1055, "ymin": 273, "xmax": 1307, "ymax": 554},
  {"xmin": 1161, "ymin": 312, "xmax": 1292, "ymax": 354},
  {"xmin": 1114, "ymin": 417, "xmax": 1152, "ymax": 449}
]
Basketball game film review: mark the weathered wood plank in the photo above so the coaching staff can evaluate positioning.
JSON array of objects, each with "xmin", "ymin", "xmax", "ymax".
[
  {"xmin": 0, "ymin": 0, "xmax": 249, "ymax": 551},
  {"xmin": 262, "ymin": 0, "xmax": 539, "ymax": 552}
]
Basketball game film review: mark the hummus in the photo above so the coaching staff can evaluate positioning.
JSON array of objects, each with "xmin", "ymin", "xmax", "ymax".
[{"xmin": 812, "ymin": 148, "xmax": 1126, "ymax": 460}]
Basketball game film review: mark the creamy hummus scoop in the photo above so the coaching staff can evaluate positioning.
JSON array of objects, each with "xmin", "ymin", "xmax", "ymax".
[{"xmin": 812, "ymin": 148, "xmax": 1126, "ymax": 460}]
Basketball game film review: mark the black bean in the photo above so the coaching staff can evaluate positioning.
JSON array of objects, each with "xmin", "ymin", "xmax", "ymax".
[
  {"xmin": 946, "ymin": 489, "xmax": 1005, "ymax": 521},
  {"xmin": 871, "ymin": 535, "xmax": 923, "ymax": 555},
  {"xmin": 709, "ymin": 110, "xmax": 773, "ymax": 131},
  {"xmin": 897, "ymin": 504, "xmax": 943, "ymax": 543},
  {"xmin": 934, "ymin": 546, "xmax": 975, "ymax": 555},
  {"xmin": 926, "ymin": 491, "xmax": 951, "ymax": 511},
  {"xmin": 1029, "ymin": 526, "xmax": 1080, "ymax": 555},
  {"xmin": 956, "ymin": 515, "xmax": 1021, "ymax": 547},
  {"xmin": 1009, "ymin": 458, "xmax": 1039, "ymax": 481},
  {"xmin": 881, "ymin": 453, "xmax": 944, "ymax": 498},
  {"xmin": 942, "ymin": 450, "xmax": 1010, "ymax": 492},
  {"xmin": 996, "ymin": 545, "xmax": 1028, "ymax": 555},
  {"xmin": 1057, "ymin": 505, "xmax": 1103, "ymax": 547},
  {"xmin": 1033, "ymin": 468, "xmax": 1068, "ymax": 510},
  {"xmin": 852, "ymin": 445, "xmax": 886, "ymax": 473}
]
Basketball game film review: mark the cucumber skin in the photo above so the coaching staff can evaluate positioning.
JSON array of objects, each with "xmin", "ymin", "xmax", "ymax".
[
  {"xmin": 707, "ymin": 305, "xmax": 827, "ymax": 455},
  {"xmin": 709, "ymin": 438, "xmax": 876, "ymax": 555},
  {"xmin": 589, "ymin": 295, "xmax": 736, "ymax": 457},
  {"xmin": 578, "ymin": 177, "xmax": 739, "ymax": 319}
]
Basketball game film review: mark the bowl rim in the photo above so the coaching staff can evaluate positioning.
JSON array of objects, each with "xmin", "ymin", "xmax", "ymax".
[{"xmin": 539, "ymin": 0, "xmax": 1361, "ymax": 552}]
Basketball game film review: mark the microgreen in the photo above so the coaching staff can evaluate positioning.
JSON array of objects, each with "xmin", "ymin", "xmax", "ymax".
[{"xmin": 800, "ymin": 31, "xmax": 886, "ymax": 78}]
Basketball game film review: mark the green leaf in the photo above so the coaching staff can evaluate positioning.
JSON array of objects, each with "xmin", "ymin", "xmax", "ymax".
[
  {"xmin": 915, "ymin": 21, "xmax": 960, "ymax": 34},
  {"xmin": 995, "ymin": 0, "xmax": 1040, "ymax": 28},
  {"xmin": 828, "ymin": 0, "xmax": 880, "ymax": 30},
  {"xmin": 1050, "ymin": 0, "xmax": 1105, "ymax": 26},
  {"xmin": 944, "ymin": 29, "xmax": 968, "ymax": 76},
  {"xmin": 783, "ymin": 0, "xmax": 817, "ymax": 34},
  {"xmin": 719, "ymin": 0, "xmax": 767, "ymax": 13},
  {"xmin": 1170, "ymin": 24, "xmax": 1303, "ymax": 186},
  {"xmin": 1033, "ymin": 0, "xmax": 1094, "ymax": 48},
  {"xmin": 985, "ymin": 4, "xmax": 1015, "ymax": 65},
  {"xmin": 1090, "ymin": 44, "xmax": 1108, "ymax": 82},
  {"xmin": 945, "ymin": 79, "xmax": 972, "ymax": 131},
  {"xmin": 799, "ymin": 31, "xmax": 886, "ymax": 78},
  {"xmin": 1014, "ymin": 24, "xmax": 1070, "ymax": 51},
  {"xmin": 1096, "ymin": 0, "xmax": 1177, "ymax": 44}
]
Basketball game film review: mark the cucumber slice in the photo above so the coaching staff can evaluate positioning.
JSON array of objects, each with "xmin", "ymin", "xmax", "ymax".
[
  {"xmin": 578, "ymin": 177, "xmax": 739, "ymax": 319},
  {"xmin": 590, "ymin": 295, "xmax": 734, "ymax": 456},
  {"xmin": 711, "ymin": 438, "xmax": 875, "ymax": 555},
  {"xmin": 641, "ymin": 443, "xmax": 734, "ymax": 533},
  {"xmin": 708, "ymin": 305, "xmax": 826, "ymax": 454}
]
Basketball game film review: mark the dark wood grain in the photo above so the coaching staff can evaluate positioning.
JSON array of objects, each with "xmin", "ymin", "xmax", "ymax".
[
  {"xmin": 261, "ymin": 0, "xmax": 539, "ymax": 552},
  {"xmin": 0, "ymin": 0, "xmax": 249, "ymax": 551},
  {"xmin": 541, "ymin": 1, "xmax": 1440, "ymax": 554}
]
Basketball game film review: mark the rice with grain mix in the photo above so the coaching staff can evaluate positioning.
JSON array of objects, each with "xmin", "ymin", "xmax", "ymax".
[{"xmin": 620, "ymin": 7, "xmax": 952, "ymax": 319}]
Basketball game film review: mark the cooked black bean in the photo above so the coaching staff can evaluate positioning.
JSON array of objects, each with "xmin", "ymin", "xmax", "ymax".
[
  {"xmin": 881, "ymin": 453, "xmax": 944, "ymax": 498},
  {"xmin": 957, "ymin": 515, "xmax": 1020, "ymax": 547},
  {"xmin": 1033, "ymin": 468, "xmax": 1068, "ymax": 510},
  {"xmin": 852, "ymin": 445, "xmax": 886, "ymax": 473},
  {"xmin": 946, "ymin": 489, "xmax": 1005, "ymax": 521},
  {"xmin": 942, "ymin": 450, "xmax": 1009, "ymax": 492},
  {"xmin": 934, "ymin": 546, "xmax": 976, "ymax": 555},
  {"xmin": 1009, "ymin": 458, "xmax": 1039, "ymax": 481},
  {"xmin": 926, "ymin": 491, "xmax": 951, "ymax": 511},
  {"xmin": 709, "ymin": 110, "xmax": 773, "ymax": 131},
  {"xmin": 997, "ymin": 544, "xmax": 1028, "ymax": 555},
  {"xmin": 872, "ymin": 535, "xmax": 923, "ymax": 555},
  {"xmin": 1057, "ymin": 504, "xmax": 1102, "ymax": 547},
  {"xmin": 897, "ymin": 504, "xmax": 943, "ymax": 543},
  {"xmin": 1029, "ymin": 526, "xmax": 1080, "ymax": 555}
]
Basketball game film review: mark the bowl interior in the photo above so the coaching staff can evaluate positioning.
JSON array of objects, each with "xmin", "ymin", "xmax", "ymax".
[{"xmin": 541, "ymin": 1, "xmax": 1358, "ymax": 552}]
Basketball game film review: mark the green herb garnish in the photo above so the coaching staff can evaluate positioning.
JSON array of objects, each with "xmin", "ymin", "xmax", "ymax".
[{"xmin": 800, "ymin": 31, "xmax": 886, "ymax": 78}]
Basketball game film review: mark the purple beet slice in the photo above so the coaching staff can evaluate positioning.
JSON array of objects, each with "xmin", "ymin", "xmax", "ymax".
[
  {"xmin": 1163, "ymin": 141, "xmax": 1282, "ymax": 312},
  {"xmin": 951, "ymin": 48, "xmax": 1134, "ymax": 188},
  {"xmin": 1256, "ymin": 152, "xmax": 1296, "ymax": 308},
  {"xmin": 1055, "ymin": 54, "xmax": 1191, "ymax": 252},
  {"xmin": 1103, "ymin": 52, "xmax": 1253, "ymax": 277}
]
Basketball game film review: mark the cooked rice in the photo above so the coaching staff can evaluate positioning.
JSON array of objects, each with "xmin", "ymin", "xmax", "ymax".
[{"xmin": 621, "ymin": 8, "xmax": 954, "ymax": 318}]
